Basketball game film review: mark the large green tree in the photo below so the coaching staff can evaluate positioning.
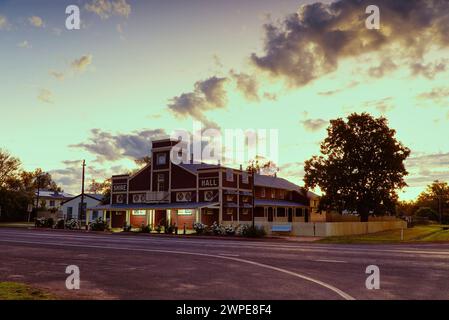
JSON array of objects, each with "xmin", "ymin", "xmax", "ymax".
[
  {"xmin": 304, "ymin": 113, "xmax": 410, "ymax": 222},
  {"xmin": 415, "ymin": 180, "xmax": 449, "ymax": 223}
]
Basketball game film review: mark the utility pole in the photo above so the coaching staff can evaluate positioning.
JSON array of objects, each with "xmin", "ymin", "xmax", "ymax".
[
  {"xmin": 35, "ymin": 175, "xmax": 42, "ymax": 221},
  {"xmin": 80, "ymin": 160, "xmax": 86, "ymax": 224}
]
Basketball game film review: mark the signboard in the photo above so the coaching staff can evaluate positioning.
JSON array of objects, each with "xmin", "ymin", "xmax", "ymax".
[
  {"xmin": 199, "ymin": 178, "xmax": 219, "ymax": 188},
  {"xmin": 112, "ymin": 184, "xmax": 127, "ymax": 192}
]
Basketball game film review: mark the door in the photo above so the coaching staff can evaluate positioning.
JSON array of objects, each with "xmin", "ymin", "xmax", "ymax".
[{"xmin": 288, "ymin": 208, "xmax": 293, "ymax": 222}]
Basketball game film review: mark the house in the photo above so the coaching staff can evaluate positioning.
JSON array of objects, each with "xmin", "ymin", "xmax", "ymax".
[
  {"xmin": 88, "ymin": 138, "xmax": 311, "ymax": 230},
  {"xmin": 35, "ymin": 190, "xmax": 73, "ymax": 210},
  {"xmin": 61, "ymin": 194, "xmax": 104, "ymax": 221}
]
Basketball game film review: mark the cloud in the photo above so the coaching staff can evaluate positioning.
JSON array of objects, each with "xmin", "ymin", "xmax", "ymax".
[
  {"xmin": 37, "ymin": 89, "xmax": 54, "ymax": 104},
  {"xmin": 417, "ymin": 87, "xmax": 449, "ymax": 104},
  {"xmin": 28, "ymin": 16, "xmax": 44, "ymax": 28},
  {"xmin": 168, "ymin": 76, "xmax": 228, "ymax": 128},
  {"xmin": 410, "ymin": 59, "xmax": 447, "ymax": 79},
  {"xmin": 251, "ymin": 0, "xmax": 449, "ymax": 87},
  {"xmin": 318, "ymin": 81, "xmax": 359, "ymax": 96},
  {"xmin": 301, "ymin": 118, "xmax": 327, "ymax": 132},
  {"xmin": 405, "ymin": 152, "xmax": 449, "ymax": 187},
  {"xmin": 368, "ymin": 58, "xmax": 398, "ymax": 78},
  {"xmin": 17, "ymin": 40, "xmax": 31, "ymax": 49},
  {"xmin": 363, "ymin": 97, "xmax": 394, "ymax": 113},
  {"xmin": 71, "ymin": 128, "xmax": 166, "ymax": 162},
  {"xmin": 71, "ymin": 54, "xmax": 93, "ymax": 72},
  {"xmin": 49, "ymin": 70, "xmax": 65, "ymax": 81},
  {"xmin": 230, "ymin": 70, "xmax": 260, "ymax": 102},
  {"xmin": 0, "ymin": 15, "xmax": 9, "ymax": 30},
  {"xmin": 85, "ymin": 0, "xmax": 131, "ymax": 19}
]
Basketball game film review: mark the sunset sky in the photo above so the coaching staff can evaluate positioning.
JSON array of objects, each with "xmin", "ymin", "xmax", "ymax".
[{"xmin": 0, "ymin": 0, "xmax": 448, "ymax": 200}]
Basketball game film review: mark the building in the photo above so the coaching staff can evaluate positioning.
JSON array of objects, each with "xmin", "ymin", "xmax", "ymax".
[
  {"xmin": 35, "ymin": 190, "xmax": 73, "ymax": 210},
  {"xmin": 89, "ymin": 138, "xmax": 311, "ymax": 230},
  {"xmin": 61, "ymin": 193, "xmax": 104, "ymax": 221}
]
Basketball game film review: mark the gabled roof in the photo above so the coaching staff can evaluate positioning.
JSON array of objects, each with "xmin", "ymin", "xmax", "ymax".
[
  {"xmin": 255, "ymin": 174, "xmax": 302, "ymax": 192},
  {"xmin": 61, "ymin": 193, "xmax": 104, "ymax": 205},
  {"xmin": 35, "ymin": 190, "xmax": 74, "ymax": 199},
  {"xmin": 178, "ymin": 163, "xmax": 221, "ymax": 174}
]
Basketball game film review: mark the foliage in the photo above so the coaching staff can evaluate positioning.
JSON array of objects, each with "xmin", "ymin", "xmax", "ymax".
[
  {"xmin": 193, "ymin": 222, "xmax": 206, "ymax": 235},
  {"xmin": 88, "ymin": 178, "xmax": 111, "ymax": 205},
  {"xmin": 55, "ymin": 219, "xmax": 65, "ymax": 229},
  {"xmin": 155, "ymin": 224, "xmax": 162, "ymax": 233},
  {"xmin": 415, "ymin": 207, "xmax": 439, "ymax": 222},
  {"xmin": 304, "ymin": 113, "xmax": 410, "ymax": 222},
  {"xmin": 123, "ymin": 222, "xmax": 132, "ymax": 232},
  {"xmin": 247, "ymin": 157, "xmax": 279, "ymax": 176},
  {"xmin": 34, "ymin": 217, "xmax": 54, "ymax": 228},
  {"xmin": 241, "ymin": 225, "xmax": 266, "ymax": 238},
  {"xmin": 65, "ymin": 218, "xmax": 81, "ymax": 230},
  {"xmin": 89, "ymin": 217, "xmax": 108, "ymax": 231},
  {"xmin": 139, "ymin": 224, "xmax": 152, "ymax": 233},
  {"xmin": 224, "ymin": 224, "xmax": 236, "ymax": 235},
  {"xmin": 210, "ymin": 221, "xmax": 226, "ymax": 235},
  {"xmin": 164, "ymin": 223, "xmax": 175, "ymax": 234}
]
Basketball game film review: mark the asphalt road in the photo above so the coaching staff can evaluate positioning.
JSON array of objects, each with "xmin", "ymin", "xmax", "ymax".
[{"xmin": 1, "ymin": 228, "xmax": 449, "ymax": 300}]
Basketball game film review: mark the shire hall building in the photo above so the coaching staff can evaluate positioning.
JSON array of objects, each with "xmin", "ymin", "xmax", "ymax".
[{"xmin": 90, "ymin": 138, "xmax": 314, "ymax": 231}]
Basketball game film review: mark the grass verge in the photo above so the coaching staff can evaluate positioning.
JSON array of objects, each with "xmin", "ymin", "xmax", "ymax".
[
  {"xmin": 318, "ymin": 225, "xmax": 449, "ymax": 244},
  {"xmin": 0, "ymin": 282, "xmax": 55, "ymax": 300}
]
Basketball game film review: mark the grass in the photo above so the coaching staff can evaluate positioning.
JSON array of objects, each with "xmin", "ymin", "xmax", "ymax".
[
  {"xmin": 318, "ymin": 225, "xmax": 449, "ymax": 244},
  {"xmin": 0, "ymin": 222, "xmax": 34, "ymax": 228},
  {"xmin": 0, "ymin": 282, "xmax": 55, "ymax": 300}
]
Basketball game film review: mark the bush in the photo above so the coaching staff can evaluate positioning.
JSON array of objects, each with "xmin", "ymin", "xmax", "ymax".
[
  {"xmin": 65, "ymin": 218, "xmax": 81, "ymax": 230},
  {"xmin": 193, "ymin": 222, "xmax": 207, "ymax": 235},
  {"xmin": 164, "ymin": 224, "xmax": 175, "ymax": 234},
  {"xmin": 155, "ymin": 224, "xmax": 162, "ymax": 233},
  {"xmin": 239, "ymin": 224, "xmax": 266, "ymax": 238},
  {"xmin": 55, "ymin": 219, "xmax": 65, "ymax": 229},
  {"xmin": 123, "ymin": 222, "xmax": 132, "ymax": 232},
  {"xmin": 224, "ymin": 225, "xmax": 236, "ymax": 235},
  {"xmin": 210, "ymin": 222, "xmax": 226, "ymax": 235},
  {"xmin": 90, "ymin": 217, "xmax": 108, "ymax": 231},
  {"xmin": 139, "ymin": 224, "xmax": 152, "ymax": 233},
  {"xmin": 34, "ymin": 217, "xmax": 54, "ymax": 228}
]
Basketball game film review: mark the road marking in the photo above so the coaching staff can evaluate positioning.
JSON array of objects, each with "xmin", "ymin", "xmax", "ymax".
[
  {"xmin": 0, "ymin": 238, "xmax": 355, "ymax": 300},
  {"xmin": 315, "ymin": 259, "xmax": 347, "ymax": 264},
  {"xmin": 218, "ymin": 253, "xmax": 240, "ymax": 257}
]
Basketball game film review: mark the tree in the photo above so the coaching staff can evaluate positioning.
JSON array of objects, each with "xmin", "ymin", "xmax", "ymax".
[
  {"xmin": 0, "ymin": 149, "xmax": 21, "ymax": 188},
  {"xmin": 135, "ymin": 156, "xmax": 151, "ymax": 167},
  {"xmin": 246, "ymin": 157, "xmax": 279, "ymax": 176},
  {"xmin": 304, "ymin": 113, "xmax": 410, "ymax": 222},
  {"xmin": 415, "ymin": 180, "xmax": 449, "ymax": 223},
  {"xmin": 87, "ymin": 178, "xmax": 111, "ymax": 204}
]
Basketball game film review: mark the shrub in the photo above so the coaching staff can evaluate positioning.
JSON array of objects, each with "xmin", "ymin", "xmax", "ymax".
[
  {"xmin": 123, "ymin": 222, "xmax": 132, "ymax": 232},
  {"xmin": 90, "ymin": 217, "xmax": 108, "ymax": 231},
  {"xmin": 55, "ymin": 219, "xmax": 65, "ymax": 229},
  {"xmin": 164, "ymin": 224, "xmax": 175, "ymax": 234},
  {"xmin": 210, "ymin": 222, "xmax": 226, "ymax": 235},
  {"xmin": 224, "ymin": 225, "xmax": 236, "ymax": 235},
  {"xmin": 46, "ymin": 218, "xmax": 54, "ymax": 228},
  {"xmin": 140, "ymin": 224, "xmax": 152, "ymax": 233},
  {"xmin": 242, "ymin": 225, "xmax": 266, "ymax": 238},
  {"xmin": 235, "ymin": 224, "xmax": 249, "ymax": 236},
  {"xmin": 193, "ymin": 222, "xmax": 207, "ymax": 235},
  {"xmin": 65, "ymin": 218, "xmax": 81, "ymax": 230},
  {"xmin": 155, "ymin": 224, "xmax": 162, "ymax": 233}
]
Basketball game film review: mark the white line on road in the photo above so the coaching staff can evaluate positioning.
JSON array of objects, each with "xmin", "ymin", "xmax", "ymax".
[
  {"xmin": 315, "ymin": 259, "xmax": 348, "ymax": 264},
  {"xmin": 0, "ymin": 238, "xmax": 355, "ymax": 300},
  {"xmin": 218, "ymin": 253, "xmax": 240, "ymax": 257}
]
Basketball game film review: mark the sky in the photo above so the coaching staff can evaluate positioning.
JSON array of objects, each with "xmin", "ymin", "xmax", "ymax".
[{"xmin": 0, "ymin": 0, "xmax": 448, "ymax": 200}]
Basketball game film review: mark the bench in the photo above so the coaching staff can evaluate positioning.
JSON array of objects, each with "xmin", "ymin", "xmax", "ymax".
[{"xmin": 271, "ymin": 224, "xmax": 292, "ymax": 232}]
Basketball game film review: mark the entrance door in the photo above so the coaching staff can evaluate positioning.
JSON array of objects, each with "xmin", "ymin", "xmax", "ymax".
[
  {"xmin": 268, "ymin": 207, "xmax": 273, "ymax": 222},
  {"xmin": 111, "ymin": 211, "xmax": 126, "ymax": 228},
  {"xmin": 288, "ymin": 208, "xmax": 293, "ymax": 222},
  {"xmin": 155, "ymin": 210, "xmax": 167, "ymax": 226}
]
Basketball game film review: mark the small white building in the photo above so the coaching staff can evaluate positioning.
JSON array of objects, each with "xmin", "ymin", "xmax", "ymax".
[
  {"xmin": 35, "ymin": 190, "xmax": 73, "ymax": 210},
  {"xmin": 61, "ymin": 194, "xmax": 104, "ymax": 221}
]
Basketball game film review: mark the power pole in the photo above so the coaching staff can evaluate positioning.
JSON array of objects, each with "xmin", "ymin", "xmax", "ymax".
[{"xmin": 80, "ymin": 160, "xmax": 86, "ymax": 223}]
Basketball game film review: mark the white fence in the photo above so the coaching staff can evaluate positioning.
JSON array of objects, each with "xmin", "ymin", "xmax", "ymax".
[{"xmin": 256, "ymin": 220, "xmax": 407, "ymax": 237}]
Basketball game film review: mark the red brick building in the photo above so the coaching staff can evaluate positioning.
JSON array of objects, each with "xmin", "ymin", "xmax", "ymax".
[{"xmin": 91, "ymin": 138, "xmax": 311, "ymax": 230}]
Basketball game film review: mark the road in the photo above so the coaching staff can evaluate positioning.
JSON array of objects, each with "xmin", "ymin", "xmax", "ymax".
[{"xmin": 0, "ymin": 228, "xmax": 449, "ymax": 300}]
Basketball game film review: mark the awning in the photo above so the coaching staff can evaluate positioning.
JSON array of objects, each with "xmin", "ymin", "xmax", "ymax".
[
  {"xmin": 88, "ymin": 202, "xmax": 220, "ymax": 211},
  {"xmin": 255, "ymin": 199, "xmax": 307, "ymax": 208}
]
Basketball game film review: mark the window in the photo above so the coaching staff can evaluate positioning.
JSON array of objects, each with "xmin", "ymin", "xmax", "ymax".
[
  {"xmin": 157, "ymin": 153, "xmax": 167, "ymax": 165},
  {"xmin": 157, "ymin": 174, "xmax": 165, "ymax": 191},
  {"xmin": 67, "ymin": 207, "xmax": 73, "ymax": 219},
  {"xmin": 49, "ymin": 200, "xmax": 55, "ymax": 207},
  {"xmin": 226, "ymin": 208, "xmax": 233, "ymax": 215},
  {"xmin": 271, "ymin": 189, "xmax": 276, "ymax": 199},
  {"xmin": 226, "ymin": 168, "xmax": 234, "ymax": 182},
  {"xmin": 242, "ymin": 172, "xmax": 248, "ymax": 184},
  {"xmin": 92, "ymin": 210, "xmax": 99, "ymax": 220},
  {"xmin": 242, "ymin": 196, "xmax": 250, "ymax": 203},
  {"xmin": 241, "ymin": 209, "xmax": 249, "ymax": 215},
  {"xmin": 295, "ymin": 208, "xmax": 303, "ymax": 217},
  {"xmin": 178, "ymin": 209, "xmax": 193, "ymax": 216},
  {"xmin": 260, "ymin": 188, "xmax": 265, "ymax": 197},
  {"xmin": 226, "ymin": 195, "xmax": 234, "ymax": 202}
]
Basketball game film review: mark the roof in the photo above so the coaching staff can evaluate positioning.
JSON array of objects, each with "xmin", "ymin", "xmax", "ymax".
[
  {"xmin": 61, "ymin": 193, "xmax": 104, "ymax": 205},
  {"xmin": 89, "ymin": 202, "xmax": 220, "ymax": 211},
  {"xmin": 255, "ymin": 174, "xmax": 303, "ymax": 192},
  {"xmin": 178, "ymin": 163, "xmax": 221, "ymax": 174},
  {"xmin": 35, "ymin": 190, "xmax": 74, "ymax": 199},
  {"xmin": 255, "ymin": 199, "xmax": 308, "ymax": 207}
]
